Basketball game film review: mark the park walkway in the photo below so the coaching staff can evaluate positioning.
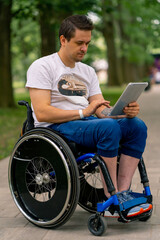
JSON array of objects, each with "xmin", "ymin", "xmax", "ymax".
[{"xmin": 0, "ymin": 85, "xmax": 160, "ymax": 240}]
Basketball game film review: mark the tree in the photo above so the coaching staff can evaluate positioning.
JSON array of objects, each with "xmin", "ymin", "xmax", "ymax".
[
  {"xmin": 95, "ymin": 0, "xmax": 160, "ymax": 85},
  {"xmin": 116, "ymin": 0, "xmax": 160, "ymax": 82},
  {"xmin": 116, "ymin": 0, "xmax": 152, "ymax": 83},
  {"xmin": 0, "ymin": 0, "xmax": 15, "ymax": 107},
  {"xmin": 95, "ymin": 0, "xmax": 123, "ymax": 86},
  {"xmin": 101, "ymin": 0, "xmax": 122, "ymax": 86},
  {"xmin": 12, "ymin": 1, "xmax": 40, "ymax": 84},
  {"xmin": 9, "ymin": 0, "xmax": 103, "ymax": 97}
]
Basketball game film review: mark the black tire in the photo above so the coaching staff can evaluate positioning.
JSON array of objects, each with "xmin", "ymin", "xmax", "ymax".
[
  {"xmin": 78, "ymin": 160, "xmax": 104, "ymax": 213},
  {"xmin": 8, "ymin": 128, "xmax": 80, "ymax": 228},
  {"xmin": 88, "ymin": 215, "xmax": 107, "ymax": 236}
]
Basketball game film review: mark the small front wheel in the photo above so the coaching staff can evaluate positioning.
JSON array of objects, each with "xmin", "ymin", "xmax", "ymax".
[{"xmin": 88, "ymin": 215, "xmax": 107, "ymax": 236}]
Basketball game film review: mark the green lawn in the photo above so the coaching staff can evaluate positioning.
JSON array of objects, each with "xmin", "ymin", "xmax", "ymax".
[
  {"xmin": 0, "ymin": 86, "xmax": 124, "ymax": 160},
  {"xmin": 0, "ymin": 90, "xmax": 30, "ymax": 160},
  {"xmin": 101, "ymin": 85, "xmax": 125, "ymax": 104}
]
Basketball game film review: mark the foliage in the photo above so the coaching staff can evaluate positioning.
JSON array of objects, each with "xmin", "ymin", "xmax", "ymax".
[
  {"xmin": 119, "ymin": 0, "xmax": 160, "ymax": 64},
  {"xmin": 11, "ymin": 17, "xmax": 40, "ymax": 84},
  {"xmin": 11, "ymin": 0, "xmax": 99, "ymax": 83},
  {"xmin": 1, "ymin": 0, "xmax": 160, "ymax": 101},
  {"xmin": 89, "ymin": 0, "xmax": 160, "ymax": 85},
  {"xmin": 96, "ymin": 0, "xmax": 160, "ymax": 64},
  {"xmin": 11, "ymin": 0, "xmax": 160, "ymax": 85}
]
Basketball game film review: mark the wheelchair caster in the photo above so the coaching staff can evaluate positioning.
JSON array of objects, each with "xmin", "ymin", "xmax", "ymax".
[{"xmin": 88, "ymin": 214, "xmax": 107, "ymax": 236}]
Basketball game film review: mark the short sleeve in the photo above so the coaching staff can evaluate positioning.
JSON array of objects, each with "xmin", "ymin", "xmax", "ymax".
[{"xmin": 26, "ymin": 59, "xmax": 53, "ymax": 90}]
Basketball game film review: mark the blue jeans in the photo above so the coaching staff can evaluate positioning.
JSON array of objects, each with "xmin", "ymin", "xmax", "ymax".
[{"xmin": 49, "ymin": 116, "xmax": 147, "ymax": 159}]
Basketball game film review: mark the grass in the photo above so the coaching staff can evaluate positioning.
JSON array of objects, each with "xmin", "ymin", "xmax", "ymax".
[
  {"xmin": 0, "ymin": 86, "xmax": 124, "ymax": 160},
  {"xmin": 100, "ymin": 85, "xmax": 125, "ymax": 105},
  {"xmin": 0, "ymin": 89, "xmax": 30, "ymax": 160}
]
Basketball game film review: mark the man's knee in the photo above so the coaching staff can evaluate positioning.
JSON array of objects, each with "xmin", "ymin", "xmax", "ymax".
[
  {"xmin": 95, "ymin": 118, "xmax": 121, "ymax": 143},
  {"xmin": 129, "ymin": 117, "xmax": 147, "ymax": 140}
]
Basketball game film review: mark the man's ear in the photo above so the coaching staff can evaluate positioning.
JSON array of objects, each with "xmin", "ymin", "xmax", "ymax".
[{"xmin": 59, "ymin": 35, "xmax": 66, "ymax": 47}]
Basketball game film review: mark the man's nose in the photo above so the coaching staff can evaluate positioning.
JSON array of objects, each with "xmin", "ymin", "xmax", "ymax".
[{"xmin": 80, "ymin": 44, "xmax": 88, "ymax": 52}]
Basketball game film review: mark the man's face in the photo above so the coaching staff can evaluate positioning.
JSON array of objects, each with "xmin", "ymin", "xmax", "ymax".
[{"xmin": 61, "ymin": 29, "xmax": 92, "ymax": 63}]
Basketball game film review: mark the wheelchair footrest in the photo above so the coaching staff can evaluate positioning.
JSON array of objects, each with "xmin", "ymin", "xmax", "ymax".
[
  {"xmin": 97, "ymin": 191, "xmax": 153, "ymax": 223},
  {"xmin": 97, "ymin": 191, "xmax": 152, "ymax": 213}
]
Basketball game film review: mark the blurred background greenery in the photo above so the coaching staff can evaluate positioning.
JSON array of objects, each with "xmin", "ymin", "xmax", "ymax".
[{"xmin": 0, "ymin": 0, "xmax": 160, "ymax": 159}]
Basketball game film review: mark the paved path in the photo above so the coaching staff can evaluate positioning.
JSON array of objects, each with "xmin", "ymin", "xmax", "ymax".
[{"xmin": 0, "ymin": 85, "xmax": 160, "ymax": 240}]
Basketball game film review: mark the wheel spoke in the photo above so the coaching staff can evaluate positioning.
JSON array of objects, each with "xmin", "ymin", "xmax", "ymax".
[{"xmin": 25, "ymin": 157, "xmax": 56, "ymax": 202}]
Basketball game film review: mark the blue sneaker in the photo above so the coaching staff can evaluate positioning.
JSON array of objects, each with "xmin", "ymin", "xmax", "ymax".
[
  {"xmin": 104, "ymin": 192, "xmax": 143, "ymax": 218},
  {"xmin": 121, "ymin": 190, "xmax": 152, "ymax": 213}
]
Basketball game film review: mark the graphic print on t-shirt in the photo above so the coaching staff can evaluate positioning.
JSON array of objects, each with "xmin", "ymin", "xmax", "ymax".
[{"xmin": 58, "ymin": 74, "xmax": 87, "ymax": 96}]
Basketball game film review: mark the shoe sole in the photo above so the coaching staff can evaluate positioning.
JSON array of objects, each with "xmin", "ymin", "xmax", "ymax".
[
  {"xmin": 127, "ymin": 207, "xmax": 143, "ymax": 217},
  {"xmin": 104, "ymin": 204, "xmax": 152, "ymax": 218},
  {"xmin": 141, "ymin": 204, "xmax": 152, "ymax": 213},
  {"xmin": 104, "ymin": 208, "xmax": 143, "ymax": 218}
]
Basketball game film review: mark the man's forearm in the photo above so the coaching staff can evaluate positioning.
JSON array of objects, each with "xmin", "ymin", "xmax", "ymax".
[
  {"xmin": 35, "ymin": 105, "xmax": 82, "ymax": 123},
  {"xmin": 95, "ymin": 105, "xmax": 107, "ymax": 118}
]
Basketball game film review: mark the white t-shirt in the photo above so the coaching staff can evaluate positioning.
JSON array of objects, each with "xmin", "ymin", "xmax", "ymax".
[{"xmin": 26, "ymin": 53, "xmax": 102, "ymax": 127}]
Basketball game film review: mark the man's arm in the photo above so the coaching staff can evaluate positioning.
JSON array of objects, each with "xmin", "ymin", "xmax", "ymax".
[
  {"xmin": 29, "ymin": 88, "xmax": 111, "ymax": 123},
  {"xmin": 29, "ymin": 88, "xmax": 81, "ymax": 123}
]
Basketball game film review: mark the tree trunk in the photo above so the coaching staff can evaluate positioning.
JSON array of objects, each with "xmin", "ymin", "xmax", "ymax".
[
  {"xmin": 0, "ymin": 0, "xmax": 15, "ymax": 107},
  {"xmin": 117, "ymin": 0, "xmax": 132, "ymax": 84},
  {"xmin": 117, "ymin": 0, "xmax": 145, "ymax": 84},
  {"xmin": 39, "ymin": 9, "xmax": 57, "ymax": 56},
  {"xmin": 38, "ymin": 4, "xmax": 73, "ymax": 57},
  {"xmin": 101, "ymin": 0, "xmax": 122, "ymax": 86}
]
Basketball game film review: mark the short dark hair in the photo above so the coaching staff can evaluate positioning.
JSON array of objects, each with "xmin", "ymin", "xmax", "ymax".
[{"xmin": 59, "ymin": 15, "xmax": 94, "ymax": 42}]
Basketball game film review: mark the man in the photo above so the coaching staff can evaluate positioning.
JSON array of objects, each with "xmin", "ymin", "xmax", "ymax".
[{"xmin": 26, "ymin": 15, "xmax": 152, "ymax": 217}]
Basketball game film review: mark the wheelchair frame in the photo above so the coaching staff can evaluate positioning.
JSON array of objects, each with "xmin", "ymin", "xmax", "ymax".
[{"xmin": 8, "ymin": 101, "xmax": 153, "ymax": 236}]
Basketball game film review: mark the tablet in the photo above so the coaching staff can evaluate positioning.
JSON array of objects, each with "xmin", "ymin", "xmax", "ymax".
[{"xmin": 102, "ymin": 82, "xmax": 148, "ymax": 116}]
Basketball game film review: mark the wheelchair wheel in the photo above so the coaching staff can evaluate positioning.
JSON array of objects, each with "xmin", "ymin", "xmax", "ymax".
[
  {"xmin": 8, "ymin": 128, "xmax": 80, "ymax": 228},
  {"xmin": 88, "ymin": 214, "xmax": 107, "ymax": 236},
  {"xmin": 78, "ymin": 159, "xmax": 105, "ymax": 213}
]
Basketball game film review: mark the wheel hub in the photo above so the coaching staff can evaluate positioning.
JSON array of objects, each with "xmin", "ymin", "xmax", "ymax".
[
  {"xmin": 43, "ymin": 173, "xmax": 50, "ymax": 184},
  {"xmin": 35, "ymin": 174, "xmax": 43, "ymax": 185},
  {"xmin": 35, "ymin": 173, "xmax": 50, "ymax": 185}
]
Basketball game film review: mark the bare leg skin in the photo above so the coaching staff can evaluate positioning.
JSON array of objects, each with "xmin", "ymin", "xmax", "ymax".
[
  {"xmin": 117, "ymin": 154, "xmax": 140, "ymax": 192},
  {"xmin": 100, "ymin": 154, "xmax": 139, "ymax": 198}
]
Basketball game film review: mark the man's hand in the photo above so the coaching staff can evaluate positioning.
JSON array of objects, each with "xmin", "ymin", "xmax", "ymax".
[
  {"xmin": 83, "ymin": 99, "xmax": 111, "ymax": 117},
  {"xmin": 123, "ymin": 102, "xmax": 139, "ymax": 118}
]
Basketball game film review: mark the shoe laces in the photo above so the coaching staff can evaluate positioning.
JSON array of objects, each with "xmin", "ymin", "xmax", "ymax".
[{"xmin": 117, "ymin": 190, "xmax": 135, "ymax": 203}]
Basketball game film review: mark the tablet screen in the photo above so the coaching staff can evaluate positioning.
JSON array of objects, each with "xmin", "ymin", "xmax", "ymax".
[{"xmin": 102, "ymin": 82, "xmax": 148, "ymax": 116}]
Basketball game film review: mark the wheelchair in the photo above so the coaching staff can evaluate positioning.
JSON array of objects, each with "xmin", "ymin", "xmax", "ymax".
[{"xmin": 8, "ymin": 100, "xmax": 153, "ymax": 236}]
